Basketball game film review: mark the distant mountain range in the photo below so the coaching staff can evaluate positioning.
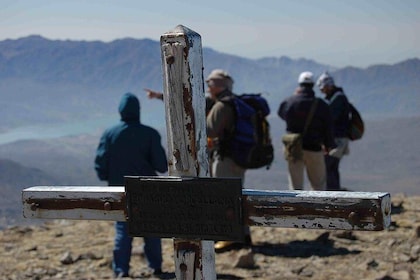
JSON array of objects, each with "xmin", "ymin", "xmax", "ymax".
[{"xmin": 0, "ymin": 35, "xmax": 419, "ymax": 131}]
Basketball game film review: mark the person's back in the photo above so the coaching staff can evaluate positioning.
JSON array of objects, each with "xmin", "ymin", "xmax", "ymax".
[
  {"xmin": 278, "ymin": 85, "xmax": 334, "ymax": 152},
  {"xmin": 96, "ymin": 122, "xmax": 167, "ymax": 185},
  {"xmin": 278, "ymin": 72, "xmax": 335, "ymax": 190},
  {"xmin": 95, "ymin": 92, "xmax": 167, "ymax": 277}
]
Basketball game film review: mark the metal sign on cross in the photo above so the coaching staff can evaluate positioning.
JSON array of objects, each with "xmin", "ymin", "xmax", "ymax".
[{"xmin": 22, "ymin": 25, "xmax": 391, "ymax": 280}]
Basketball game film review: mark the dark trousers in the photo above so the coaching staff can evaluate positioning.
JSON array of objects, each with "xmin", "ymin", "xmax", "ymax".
[
  {"xmin": 325, "ymin": 155, "xmax": 341, "ymax": 190},
  {"xmin": 113, "ymin": 221, "xmax": 162, "ymax": 276}
]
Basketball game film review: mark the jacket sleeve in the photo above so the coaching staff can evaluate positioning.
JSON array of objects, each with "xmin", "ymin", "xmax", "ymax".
[
  {"xmin": 206, "ymin": 101, "xmax": 235, "ymax": 139},
  {"xmin": 94, "ymin": 132, "xmax": 109, "ymax": 181},
  {"xmin": 277, "ymin": 100, "xmax": 288, "ymax": 121},
  {"xmin": 329, "ymin": 94, "xmax": 349, "ymax": 122},
  {"xmin": 322, "ymin": 103, "xmax": 337, "ymax": 149},
  {"xmin": 150, "ymin": 131, "xmax": 168, "ymax": 173}
]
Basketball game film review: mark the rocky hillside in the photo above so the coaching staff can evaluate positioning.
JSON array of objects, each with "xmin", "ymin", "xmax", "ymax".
[{"xmin": 0, "ymin": 194, "xmax": 419, "ymax": 280}]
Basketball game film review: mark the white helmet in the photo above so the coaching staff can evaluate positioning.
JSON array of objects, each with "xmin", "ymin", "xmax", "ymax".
[
  {"xmin": 298, "ymin": 71, "xmax": 314, "ymax": 84},
  {"xmin": 317, "ymin": 72, "xmax": 335, "ymax": 89}
]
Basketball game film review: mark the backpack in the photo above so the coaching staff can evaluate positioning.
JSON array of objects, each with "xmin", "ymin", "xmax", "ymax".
[
  {"xmin": 348, "ymin": 103, "xmax": 364, "ymax": 141},
  {"xmin": 222, "ymin": 94, "xmax": 274, "ymax": 169}
]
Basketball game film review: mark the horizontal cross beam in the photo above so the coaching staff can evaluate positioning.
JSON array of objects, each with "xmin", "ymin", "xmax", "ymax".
[
  {"xmin": 243, "ymin": 189, "xmax": 390, "ymax": 231},
  {"xmin": 22, "ymin": 186, "xmax": 391, "ymax": 231}
]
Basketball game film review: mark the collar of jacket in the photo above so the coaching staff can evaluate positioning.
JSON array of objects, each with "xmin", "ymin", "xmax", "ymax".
[
  {"xmin": 326, "ymin": 86, "xmax": 344, "ymax": 100},
  {"xmin": 216, "ymin": 89, "xmax": 234, "ymax": 101},
  {"xmin": 295, "ymin": 85, "xmax": 315, "ymax": 97}
]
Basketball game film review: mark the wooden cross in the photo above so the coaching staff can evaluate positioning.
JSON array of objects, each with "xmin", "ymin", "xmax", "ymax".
[{"xmin": 22, "ymin": 25, "xmax": 391, "ymax": 280}]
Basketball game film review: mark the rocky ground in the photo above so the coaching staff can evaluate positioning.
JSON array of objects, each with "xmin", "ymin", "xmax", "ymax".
[{"xmin": 0, "ymin": 194, "xmax": 419, "ymax": 280}]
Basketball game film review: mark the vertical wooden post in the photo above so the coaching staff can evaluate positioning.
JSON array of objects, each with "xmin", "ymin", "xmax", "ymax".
[{"xmin": 160, "ymin": 25, "xmax": 215, "ymax": 280}]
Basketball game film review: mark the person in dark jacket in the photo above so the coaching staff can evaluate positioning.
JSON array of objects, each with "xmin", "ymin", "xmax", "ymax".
[
  {"xmin": 317, "ymin": 72, "xmax": 351, "ymax": 190},
  {"xmin": 95, "ymin": 92, "xmax": 168, "ymax": 277},
  {"xmin": 278, "ymin": 72, "xmax": 335, "ymax": 190}
]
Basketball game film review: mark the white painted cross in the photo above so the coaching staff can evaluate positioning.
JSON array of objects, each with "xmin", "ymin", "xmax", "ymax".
[{"xmin": 22, "ymin": 25, "xmax": 391, "ymax": 280}]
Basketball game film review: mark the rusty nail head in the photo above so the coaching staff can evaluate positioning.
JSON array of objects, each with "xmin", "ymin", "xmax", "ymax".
[
  {"xmin": 104, "ymin": 201, "xmax": 112, "ymax": 211},
  {"xmin": 30, "ymin": 203, "xmax": 39, "ymax": 211},
  {"xmin": 166, "ymin": 55, "xmax": 175, "ymax": 64},
  {"xmin": 348, "ymin": 211, "xmax": 360, "ymax": 225},
  {"xmin": 180, "ymin": 263, "xmax": 187, "ymax": 271}
]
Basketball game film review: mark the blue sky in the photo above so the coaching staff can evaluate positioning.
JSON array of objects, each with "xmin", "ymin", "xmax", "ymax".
[{"xmin": 1, "ymin": 0, "xmax": 419, "ymax": 68}]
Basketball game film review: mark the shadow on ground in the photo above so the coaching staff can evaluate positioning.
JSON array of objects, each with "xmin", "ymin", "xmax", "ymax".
[
  {"xmin": 252, "ymin": 232, "xmax": 361, "ymax": 258},
  {"xmin": 216, "ymin": 274, "xmax": 244, "ymax": 279}
]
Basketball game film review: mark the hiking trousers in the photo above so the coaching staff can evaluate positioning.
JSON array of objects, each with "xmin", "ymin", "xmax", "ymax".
[
  {"xmin": 287, "ymin": 149, "xmax": 326, "ymax": 191},
  {"xmin": 211, "ymin": 153, "xmax": 250, "ymax": 237},
  {"xmin": 112, "ymin": 221, "xmax": 162, "ymax": 277},
  {"xmin": 325, "ymin": 137, "xmax": 349, "ymax": 190},
  {"xmin": 325, "ymin": 155, "xmax": 341, "ymax": 190},
  {"xmin": 211, "ymin": 153, "xmax": 246, "ymax": 180}
]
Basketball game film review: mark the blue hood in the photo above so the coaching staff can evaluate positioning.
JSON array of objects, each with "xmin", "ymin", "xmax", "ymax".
[{"xmin": 119, "ymin": 92, "xmax": 140, "ymax": 122}]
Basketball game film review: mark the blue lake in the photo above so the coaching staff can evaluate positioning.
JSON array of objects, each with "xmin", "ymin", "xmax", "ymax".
[{"xmin": 0, "ymin": 114, "xmax": 167, "ymax": 145}]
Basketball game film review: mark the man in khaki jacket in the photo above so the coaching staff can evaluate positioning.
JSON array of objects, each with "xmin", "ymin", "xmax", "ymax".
[
  {"xmin": 206, "ymin": 70, "xmax": 244, "ymax": 179},
  {"xmin": 205, "ymin": 69, "xmax": 252, "ymax": 251},
  {"xmin": 144, "ymin": 69, "xmax": 252, "ymax": 251}
]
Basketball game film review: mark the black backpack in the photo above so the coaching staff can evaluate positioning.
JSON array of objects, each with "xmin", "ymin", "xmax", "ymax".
[
  {"xmin": 348, "ymin": 103, "xmax": 364, "ymax": 141},
  {"xmin": 222, "ymin": 94, "xmax": 274, "ymax": 169}
]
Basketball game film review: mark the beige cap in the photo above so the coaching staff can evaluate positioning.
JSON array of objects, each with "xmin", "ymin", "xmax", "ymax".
[{"xmin": 205, "ymin": 69, "xmax": 234, "ymax": 90}]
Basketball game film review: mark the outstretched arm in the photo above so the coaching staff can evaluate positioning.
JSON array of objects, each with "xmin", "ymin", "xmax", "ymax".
[
  {"xmin": 145, "ymin": 88, "xmax": 215, "ymax": 116},
  {"xmin": 144, "ymin": 88, "xmax": 164, "ymax": 101}
]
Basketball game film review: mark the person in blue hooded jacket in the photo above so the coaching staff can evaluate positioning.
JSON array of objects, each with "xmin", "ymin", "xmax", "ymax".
[{"xmin": 95, "ymin": 92, "xmax": 168, "ymax": 277}]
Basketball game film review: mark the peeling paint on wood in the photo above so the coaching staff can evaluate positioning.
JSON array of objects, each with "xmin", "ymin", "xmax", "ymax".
[
  {"xmin": 160, "ymin": 25, "xmax": 213, "ymax": 280},
  {"xmin": 160, "ymin": 25, "xmax": 207, "ymax": 178},
  {"xmin": 22, "ymin": 186, "xmax": 126, "ymax": 221},
  {"xmin": 242, "ymin": 189, "xmax": 391, "ymax": 230},
  {"xmin": 22, "ymin": 187, "xmax": 391, "ymax": 231}
]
